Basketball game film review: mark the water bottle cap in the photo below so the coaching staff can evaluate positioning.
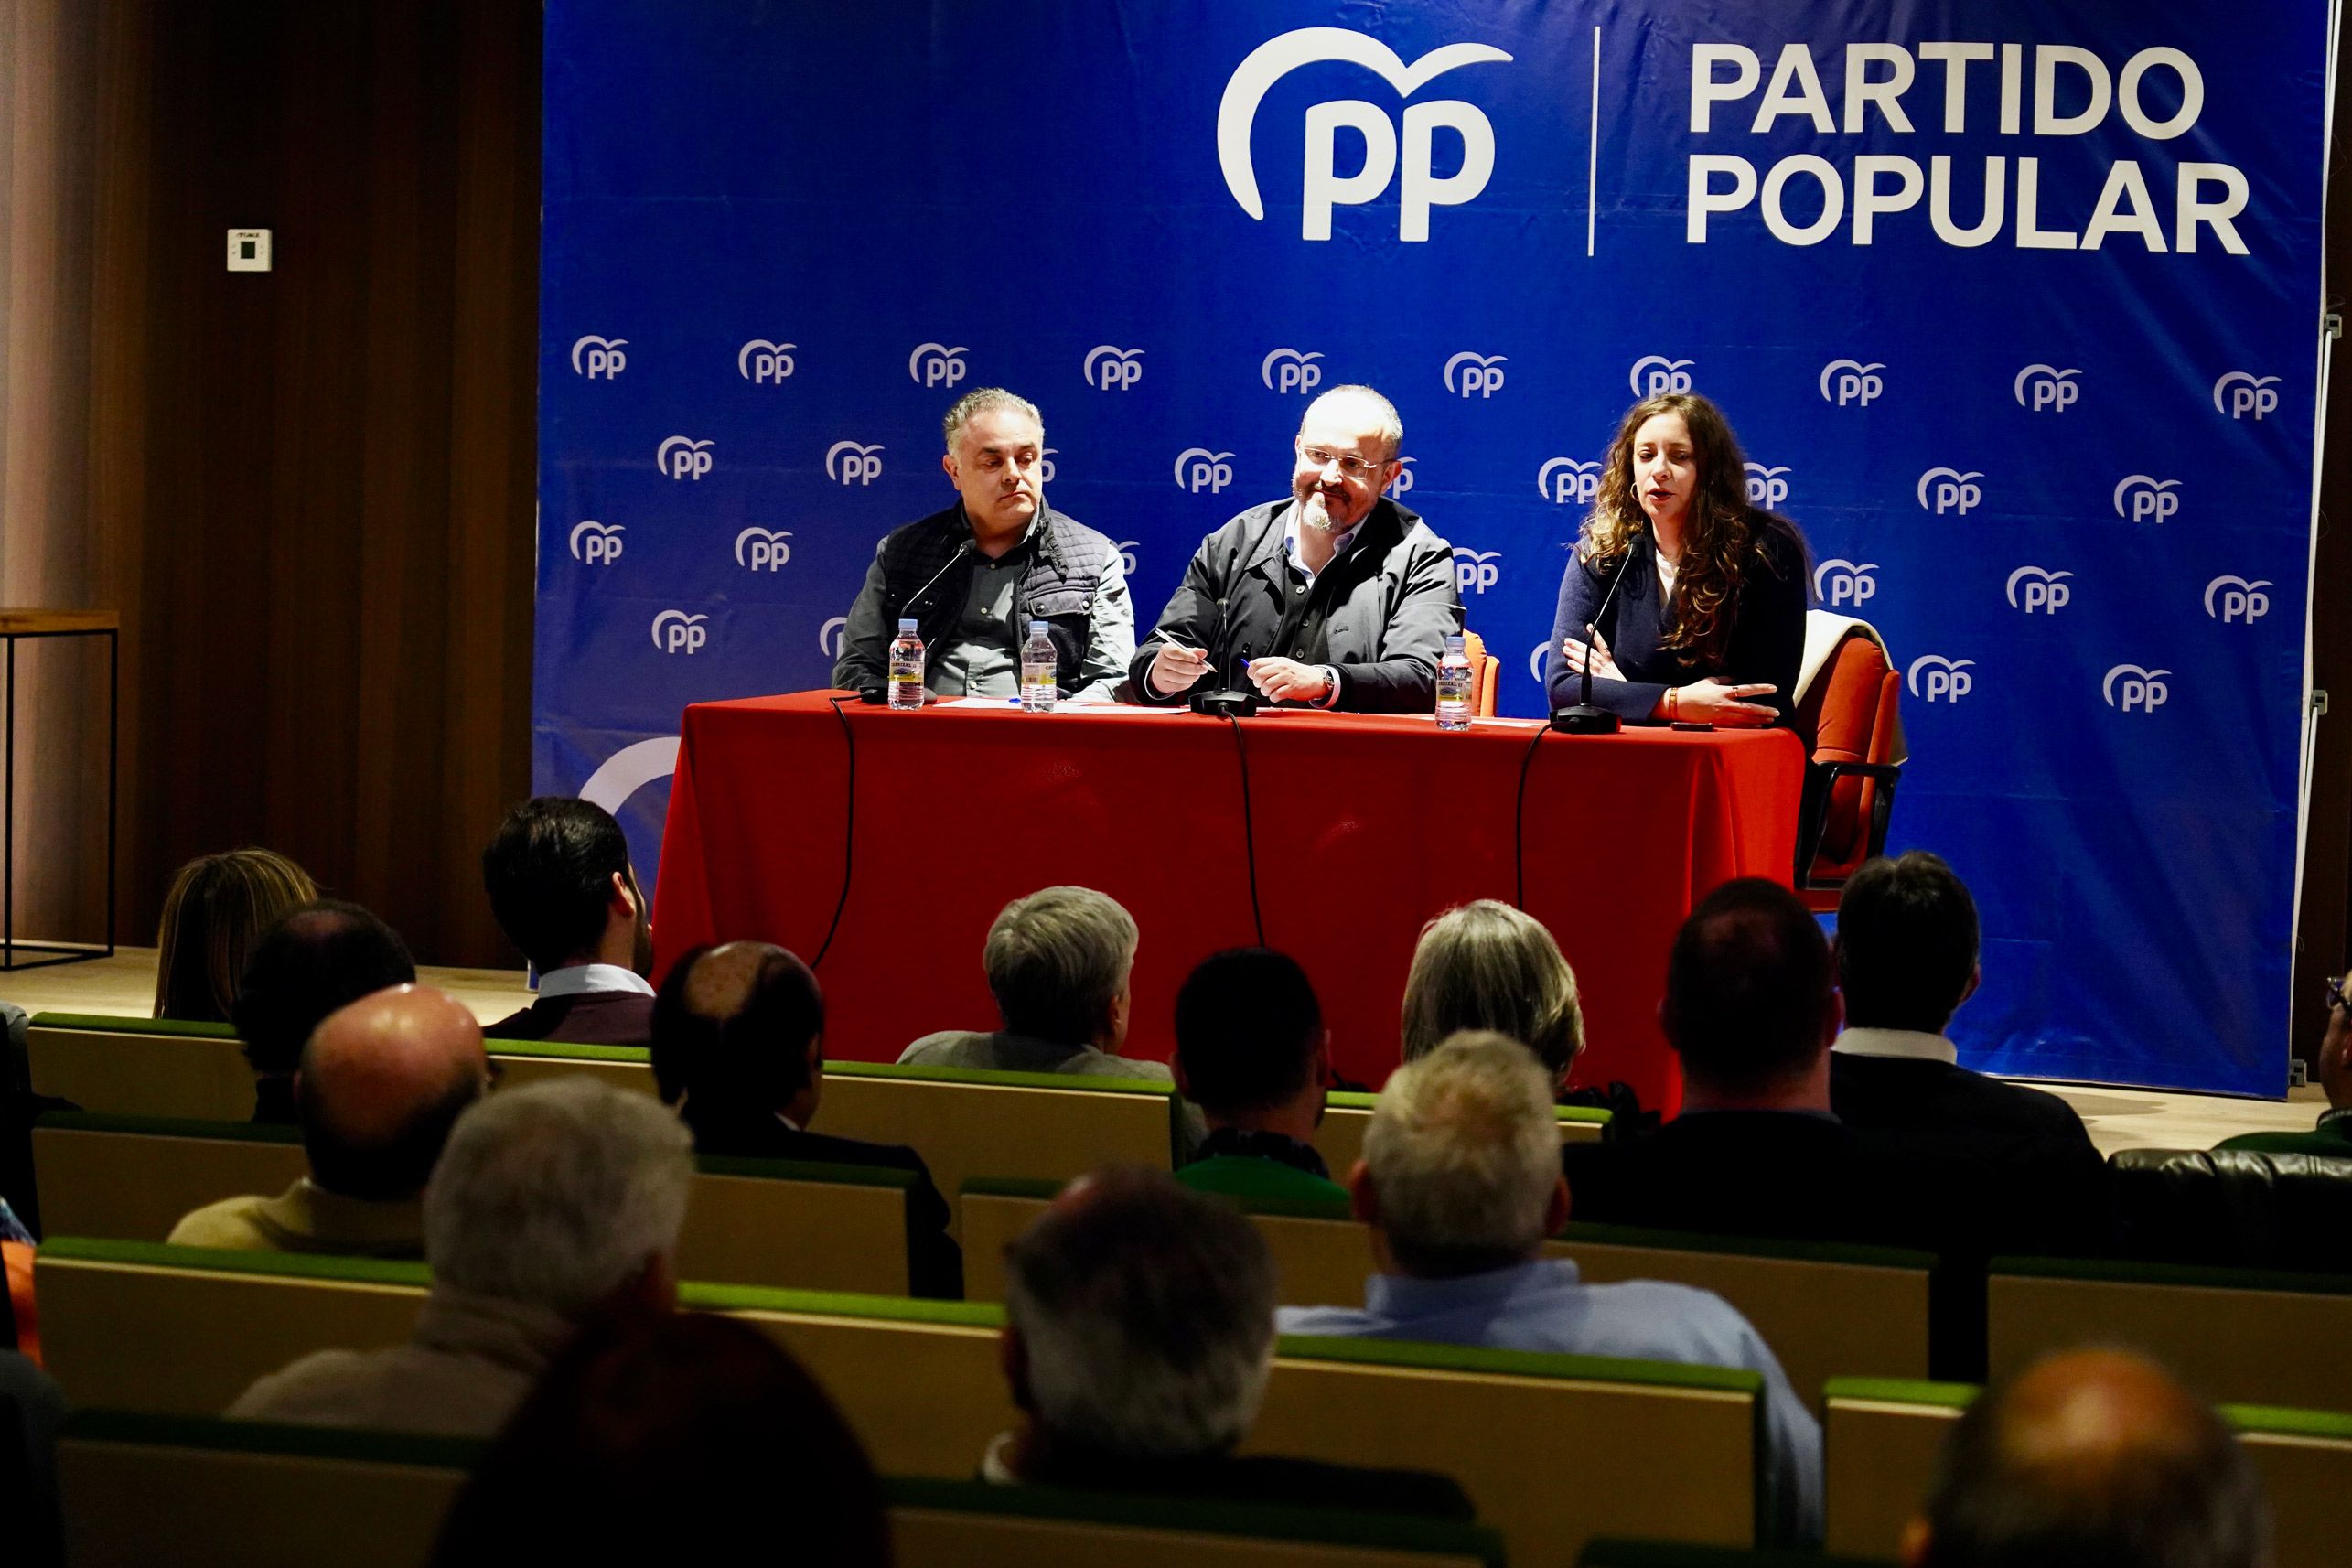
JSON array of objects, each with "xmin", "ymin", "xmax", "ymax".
[
  {"xmin": 1028, "ymin": 619, "xmax": 1048, "ymax": 635},
  {"xmin": 897, "ymin": 618, "xmax": 918, "ymax": 633},
  {"xmin": 1445, "ymin": 633, "xmax": 1466, "ymax": 651}
]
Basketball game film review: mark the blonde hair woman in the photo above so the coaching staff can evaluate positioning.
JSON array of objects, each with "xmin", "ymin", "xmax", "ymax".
[
  {"xmin": 1400, "ymin": 901, "xmax": 1584, "ymax": 1087},
  {"xmin": 153, "ymin": 848, "xmax": 318, "ymax": 1021}
]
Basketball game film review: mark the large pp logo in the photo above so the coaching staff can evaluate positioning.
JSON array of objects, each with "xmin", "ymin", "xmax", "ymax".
[
  {"xmin": 1218, "ymin": 27, "xmax": 1512, "ymax": 242},
  {"xmin": 734, "ymin": 528, "xmax": 792, "ymax": 573},
  {"xmin": 568, "ymin": 521, "xmax": 624, "ymax": 566},
  {"xmin": 2113, "ymin": 475, "xmax": 2181, "ymax": 524},
  {"xmin": 2103, "ymin": 664, "xmax": 2171, "ymax": 713},
  {"xmin": 1262, "ymin": 348, "xmax": 1325, "ymax": 393},
  {"xmin": 1745, "ymin": 464, "xmax": 1791, "ymax": 509},
  {"xmin": 1174, "ymin": 448, "xmax": 1236, "ymax": 494},
  {"xmin": 908, "ymin": 342, "xmax": 967, "ymax": 389},
  {"xmin": 1819, "ymin": 360, "xmax": 1884, "ymax": 406},
  {"xmin": 2014, "ymin": 364, "xmax": 2080, "ymax": 413},
  {"xmin": 1906, "ymin": 655, "xmax": 1975, "ymax": 704},
  {"xmin": 2006, "ymin": 566, "xmax": 2074, "ymax": 615},
  {"xmin": 1917, "ymin": 467, "xmax": 1982, "ymax": 516},
  {"xmin": 825, "ymin": 441, "xmax": 885, "ymax": 487},
  {"xmin": 570, "ymin": 335, "xmax": 627, "ymax": 379},
  {"xmin": 2213, "ymin": 372, "xmax": 2280, "ymax": 422},
  {"xmin": 1453, "ymin": 547, "xmax": 1502, "ymax": 596},
  {"xmin": 1085, "ymin": 345, "xmax": 1144, "ymax": 391},
  {"xmin": 1812, "ymin": 558, "xmax": 1878, "ymax": 609},
  {"xmin": 1444, "ymin": 351, "xmax": 1507, "ymax": 399},
  {"xmin": 650, "ymin": 610, "xmax": 709, "ymax": 656},
  {"xmin": 657, "ymin": 436, "xmax": 714, "ymax": 481},
  {"xmin": 737, "ymin": 340, "xmax": 796, "ymax": 383},
  {"xmin": 1629, "ymin": 356, "xmax": 1694, "ymax": 396},
  {"xmin": 1538, "ymin": 457, "xmax": 1601, "ymax": 506},
  {"xmin": 819, "ymin": 617, "xmax": 847, "ymax": 660},
  {"xmin": 2204, "ymin": 575, "xmax": 2272, "ymax": 624},
  {"xmin": 1392, "ymin": 456, "xmax": 1416, "ymax": 494}
]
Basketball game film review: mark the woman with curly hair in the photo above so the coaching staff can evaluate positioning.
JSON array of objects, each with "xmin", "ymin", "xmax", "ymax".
[{"xmin": 1543, "ymin": 392, "xmax": 1809, "ymax": 727}]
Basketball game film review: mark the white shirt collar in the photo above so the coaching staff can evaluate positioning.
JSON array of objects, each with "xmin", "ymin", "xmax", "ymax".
[
  {"xmin": 1832, "ymin": 1026, "xmax": 1958, "ymax": 1065},
  {"xmin": 1282, "ymin": 506, "xmax": 1366, "ymax": 588},
  {"xmin": 534, "ymin": 962, "xmax": 655, "ymax": 999}
]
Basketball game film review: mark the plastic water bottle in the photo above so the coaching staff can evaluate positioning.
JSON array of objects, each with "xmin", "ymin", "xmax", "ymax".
[
  {"xmin": 1021, "ymin": 620, "xmax": 1058, "ymax": 713},
  {"xmin": 1435, "ymin": 634, "xmax": 1473, "ymax": 730},
  {"xmin": 887, "ymin": 618, "xmax": 925, "ymax": 710}
]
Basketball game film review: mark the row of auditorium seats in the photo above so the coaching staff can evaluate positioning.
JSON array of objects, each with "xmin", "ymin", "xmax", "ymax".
[{"xmin": 31, "ymin": 1240, "xmax": 2352, "ymax": 1567}]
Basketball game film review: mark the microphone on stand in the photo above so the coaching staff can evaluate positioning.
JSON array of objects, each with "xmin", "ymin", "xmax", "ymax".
[
  {"xmin": 1550, "ymin": 542, "xmax": 1635, "ymax": 735},
  {"xmin": 858, "ymin": 539, "xmax": 974, "ymax": 703},
  {"xmin": 1190, "ymin": 542, "xmax": 1262, "ymax": 717}
]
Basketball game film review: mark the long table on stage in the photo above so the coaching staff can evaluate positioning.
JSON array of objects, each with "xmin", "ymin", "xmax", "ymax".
[{"xmin": 650, "ymin": 691, "xmax": 1806, "ymax": 1117}]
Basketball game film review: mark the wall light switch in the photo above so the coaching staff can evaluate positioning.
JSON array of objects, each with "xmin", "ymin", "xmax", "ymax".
[{"xmin": 227, "ymin": 229, "xmax": 272, "ymax": 272}]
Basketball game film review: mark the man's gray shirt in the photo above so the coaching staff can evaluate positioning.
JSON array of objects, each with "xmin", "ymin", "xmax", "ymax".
[{"xmin": 896, "ymin": 1030, "xmax": 1172, "ymax": 1081}]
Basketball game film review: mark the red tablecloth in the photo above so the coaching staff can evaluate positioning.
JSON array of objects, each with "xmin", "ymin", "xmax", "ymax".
[{"xmin": 651, "ymin": 693, "xmax": 1806, "ymax": 1118}]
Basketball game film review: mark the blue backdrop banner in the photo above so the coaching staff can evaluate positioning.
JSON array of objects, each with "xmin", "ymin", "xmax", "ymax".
[{"xmin": 540, "ymin": 1, "xmax": 2330, "ymax": 1096}]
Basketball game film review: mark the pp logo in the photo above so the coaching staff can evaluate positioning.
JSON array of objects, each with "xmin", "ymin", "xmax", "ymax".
[
  {"xmin": 1812, "ymin": 558, "xmax": 1877, "ymax": 609},
  {"xmin": 1085, "ymin": 346, "xmax": 1144, "ymax": 391},
  {"xmin": 825, "ymin": 441, "xmax": 884, "ymax": 487},
  {"xmin": 570, "ymin": 335, "xmax": 627, "ymax": 379},
  {"xmin": 1629, "ymin": 356, "xmax": 1694, "ymax": 396},
  {"xmin": 1538, "ymin": 458, "xmax": 1601, "ymax": 506},
  {"xmin": 2213, "ymin": 372, "xmax": 2280, "ymax": 422},
  {"xmin": 1917, "ymin": 468, "xmax": 1982, "ymax": 516},
  {"xmin": 1527, "ymin": 639, "xmax": 1551, "ymax": 685},
  {"xmin": 568, "ymin": 521, "xmax": 624, "ymax": 566},
  {"xmin": 734, "ymin": 528, "xmax": 791, "ymax": 573},
  {"xmin": 818, "ymin": 617, "xmax": 847, "ymax": 660},
  {"xmin": 650, "ymin": 611, "xmax": 709, "ymax": 656},
  {"xmin": 2103, "ymin": 664, "xmax": 2171, "ymax": 713},
  {"xmin": 1040, "ymin": 448, "xmax": 1058, "ymax": 484},
  {"xmin": 1819, "ymin": 360, "xmax": 1884, "ymax": 407},
  {"xmin": 908, "ymin": 342, "xmax": 967, "ymax": 389},
  {"xmin": 1444, "ymin": 352, "xmax": 1507, "ymax": 399},
  {"xmin": 1114, "ymin": 541, "xmax": 1142, "ymax": 576},
  {"xmin": 1906, "ymin": 655, "xmax": 1975, "ymax": 704},
  {"xmin": 1453, "ymin": 548, "xmax": 1502, "ymax": 596},
  {"xmin": 1218, "ymin": 27, "xmax": 1511, "ymax": 242},
  {"xmin": 657, "ymin": 436, "xmax": 714, "ymax": 481},
  {"xmin": 1262, "ymin": 348, "xmax": 1325, "ymax": 394},
  {"xmin": 1745, "ymin": 464, "xmax": 1791, "ymax": 509},
  {"xmin": 1392, "ymin": 456, "xmax": 1416, "ymax": 494},
  {"xmin": 2113, "ymin": 476, "xmax": 2181, "ymax": 524},
  {"xmin": 1175, "ymin": 448, "xmax": 1236, "ymax": 494},
  {"xmin": 737, "ymin": 340, "xmax": 796, "ymax": 384},
  {"xmin": 2005, "ymin": 567, "xmax": 2074, "ymax": 615},
  {"xmin": 2014, "ymin": 364, "xmax": 2080, "ymax": 413},
  {"xmin": 2204, "ymin": 575, "xmax": 2272, "ymax": 624}
]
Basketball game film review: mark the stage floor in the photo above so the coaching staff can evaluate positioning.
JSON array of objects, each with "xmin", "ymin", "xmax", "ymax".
[{"xmin": 7, "ymin": 949, "xmax": 2325, "ymax": 1156}]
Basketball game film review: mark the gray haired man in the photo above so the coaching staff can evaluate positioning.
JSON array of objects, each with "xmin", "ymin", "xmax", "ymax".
[
  {"xmin": 227, "ymin": 1077, "xmax": 694, "ymax": 1437},
  {"xmin": 1280, "ymin": 1032, "xmax": 1824, "ymax": 1544},
  {"xmin": 832, "ymin": 387, "xmax": 1133, "ymax": 701},
  {"xmin": 897, "ymin": 886, "xmax": 1167, "ymax": 1080}
]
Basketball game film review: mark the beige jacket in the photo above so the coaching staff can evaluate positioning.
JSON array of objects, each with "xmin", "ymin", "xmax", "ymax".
[{"xmin": 167, "ymin": 1177, "xmax": 425, "ymax": 1259}]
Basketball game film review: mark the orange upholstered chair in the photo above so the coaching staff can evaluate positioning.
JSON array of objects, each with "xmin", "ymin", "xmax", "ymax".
[
  {"xmin": 1462, "ymin": 628, "xmax": 1501, "ymax": 717},
  {"xmin": 1792, "ymin": 616, "xmax": 1904, "ymax": 912}
]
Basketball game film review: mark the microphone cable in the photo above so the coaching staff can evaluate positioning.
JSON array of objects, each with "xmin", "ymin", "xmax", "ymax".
[
  {"xmin": 1223, "ymin": 713, "xmax": 1266, "ymax": 945},
  {"xmin": 1513, "ymin": 723, "xmax": 1554, "ymax": 911},
  {"xmin": 811, "ymin": 694, "xmax": 859, "ymax": 968}
]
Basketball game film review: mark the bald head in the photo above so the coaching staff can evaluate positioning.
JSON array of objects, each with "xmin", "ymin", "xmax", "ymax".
[
  {"xmin": 1298, "ymin": 384, "xmax": 1402, "ymax": 460},
  {"xmin": 297, "ymin": 985, "xmax": 490, "ymax": 1201},
  {"xmin": 1913, "ymin": 1349, "xmax": 2268, "ymax": 1568},
  {"xmin": 650, "ymin": 942, "xmax": 825, "ymax": 1119}
]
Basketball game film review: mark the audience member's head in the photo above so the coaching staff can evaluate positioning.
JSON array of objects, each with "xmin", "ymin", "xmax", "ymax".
[
  {"xmin": 1837, "ymin": 852, "xmax": 1981, "ymax": 1036},
  {"xmin": 153, "ymin": 848, "xmax": 318, "ymax": 1021},
  {"xmin": 983, "ymin": 886, "xmax": 1138, "ymax": 1050},
  {"xmin": 1001, "ymin": 1165, "xmax": 1277, "ymax": 1463},
  {"xmin": 1174, "ymin": 948, "xmax": 1327, "ymax": 1131},
  {"xmin": 1908, "ymin": 1348, "xmax": 2268, "ymax": 1568},
  {"xmin": 1357, "ymin": 1032, "xmax": 1569, "ymax": 1278},
  {"xmin": 297, "ymin": 985, "xmax": 489, "ymax": 1202},
  {"xmin": 1401, "ymin": 901, "xmax": 1584, "ymax": 1085},
  {"xmin": 426, "ymin": 1077, "xmax": 694, "ymax": 1320},
  {"xmin": 233, "ymin": 901, "xmax": 416, "ymax": 1082},
  {"xmin": 1663, "ymin": 878, "xmax": 1840, "ymax": 1105},
  {"xmin": 481, "ymin": 797, "xmax": 650, "ymax": 977},
  {"xmin": 650, "ymin": 942, "xmax": 825, "ymax": 1124},
  {"xmin": 431, "ymin": 1312, "xmax": 888, "ymax": 1568}
]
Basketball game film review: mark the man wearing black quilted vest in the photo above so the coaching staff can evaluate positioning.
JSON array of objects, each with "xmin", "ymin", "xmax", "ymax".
[{"xmin": 832, "ymin": 387, "xmax": 1133, "ymax": 702}]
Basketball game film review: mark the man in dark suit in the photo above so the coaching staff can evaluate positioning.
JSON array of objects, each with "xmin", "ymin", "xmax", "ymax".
[
  {"xmin": 481, "ymin": 797, "xmax": 654, "ymax": 1046},
  {"xmin": 1831, "ymin": 852, "xmax": 2097, "ymax": 1157},
  {"xmin": 650, "ymin": 941, "xmax": 961, "ymax": 1297}
]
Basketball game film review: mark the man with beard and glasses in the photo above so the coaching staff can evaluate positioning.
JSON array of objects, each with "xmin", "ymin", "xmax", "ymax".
[
  {"xmin": 1130, "ymin": 385, "xmax": 1462, "ymax": 712},
  {"xmin": 481, "ymin": 798, "xmax": 656, "ymax": 1047}
]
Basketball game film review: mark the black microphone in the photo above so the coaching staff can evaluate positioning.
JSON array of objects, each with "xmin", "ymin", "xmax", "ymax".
[
  {"xmin": 1550, "ymin": 540, "xmax": 1635, "ymax": 735},
  {"xmin": 1190, "ymin": 542, "xmax": 1262, "ymax": 717},
  {"xmin": 857, "ymin": 540, "xmax": 974, "ymax": 703}
]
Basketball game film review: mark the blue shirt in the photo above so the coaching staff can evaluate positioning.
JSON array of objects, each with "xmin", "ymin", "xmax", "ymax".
[{"xmin": 1277, "ymin": 1255, "xmax": 1822, "ymax": 1545}]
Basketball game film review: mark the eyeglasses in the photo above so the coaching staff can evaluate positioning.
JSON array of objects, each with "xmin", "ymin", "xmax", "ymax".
[
  {"xmin": 1298, "ymin": 446, "xmax": 1387, "ymax": 480},
  {"xmin": 2327, "ymin": 974, "xmax": 2347, "ymax": 1011}
]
